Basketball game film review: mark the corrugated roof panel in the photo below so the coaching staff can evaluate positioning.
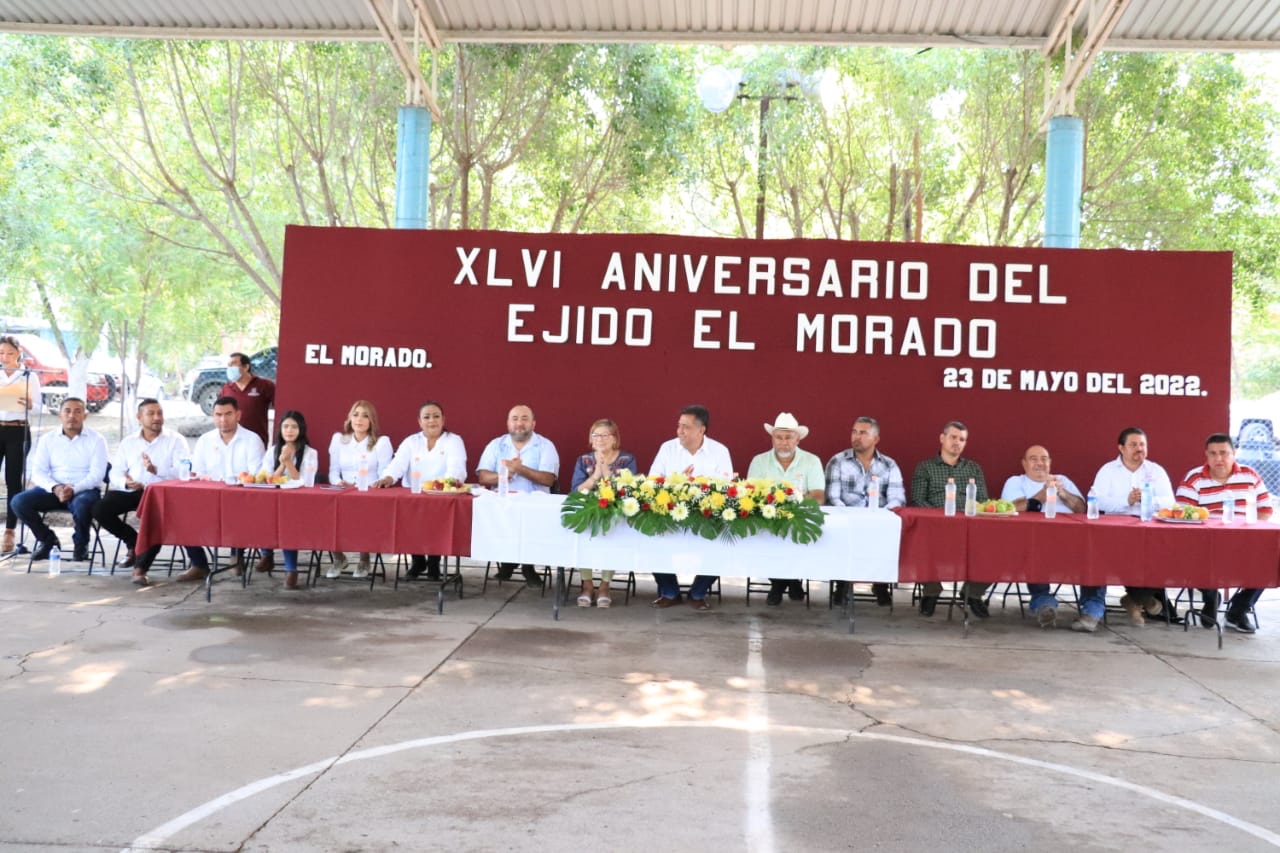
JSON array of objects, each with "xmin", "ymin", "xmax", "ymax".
[{"xmin": 2, "ymin": 0, "xmax": 1280, "ymax": 47}]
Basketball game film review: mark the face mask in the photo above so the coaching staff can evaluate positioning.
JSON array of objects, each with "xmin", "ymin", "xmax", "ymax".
[{"xmin": 226, "ymin": 366, "xmax": 241, "ymax": 382}]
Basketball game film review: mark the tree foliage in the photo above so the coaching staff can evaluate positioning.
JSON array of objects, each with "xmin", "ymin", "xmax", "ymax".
[{"xmin": 0, "ymin": 35, "xmax": 1277, "ymax": 394}]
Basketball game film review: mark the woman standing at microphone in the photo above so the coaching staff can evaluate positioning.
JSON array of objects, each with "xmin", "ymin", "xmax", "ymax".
[{"xmin": 0, "ymin": 336, "xmax": 41, "ymax": 555}]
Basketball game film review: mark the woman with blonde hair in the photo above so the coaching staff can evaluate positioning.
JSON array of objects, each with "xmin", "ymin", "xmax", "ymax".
[
  {"xmin": 327, "ymin": 400, "xmax": 393, "ymax": 577},
  {"xmin": 570, "ymin": 418, "xmax": 637, "ymax": 608}
]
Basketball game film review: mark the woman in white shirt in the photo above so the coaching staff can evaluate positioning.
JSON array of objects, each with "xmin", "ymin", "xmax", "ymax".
[
  {"xmin": 259, "ymin": 410, "xmax": 319, "ymax": 590},
  {"xmin": 0, "ymin": 336, "xmax": 40, "ymax": 554},
  {"xmin": 375, "ymin": 400, "xmax": 467, "ymax": 580},
  {"xmin": 326, "ymin": 400, "xmax": 393, "ymax": 578}
]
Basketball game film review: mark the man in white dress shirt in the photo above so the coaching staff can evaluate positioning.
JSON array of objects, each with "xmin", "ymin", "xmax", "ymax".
[
  {"xmin": 1090, "ymin": 426, "xmax": 1176, "ymax": 625},
  {"xmin": 12, "ymin": 397, "xmax": 108, "ymax": 561},
  {"xmin": 183, "ymin": 396, "xmax": 266, "ymax": 579},
  {"xmin": 476, "ymin": 404, "xmax": 559, "ymax": 586},
  {"xmin": 999, "ymin": 445, "xmax": 1104, "ymax": 632},
  {"xmin": 648, "ymin": 404, "xmax": 734, "ymax": 612},
  {"xmin": 91, "ymin": 398, "xmax": 206, "ymax": 585}
]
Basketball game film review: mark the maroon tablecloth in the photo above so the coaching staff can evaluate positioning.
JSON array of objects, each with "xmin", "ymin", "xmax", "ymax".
[
  {"xmin": 135, "ymin": 481, "xmax": 473, "ymax": 556},
  {"xmin": 896, "ymin": 508, "xmax": 1280, "ymax": 588}
]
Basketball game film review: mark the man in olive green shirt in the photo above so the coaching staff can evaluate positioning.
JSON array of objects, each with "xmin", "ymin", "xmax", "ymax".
[{"xmin": 910, "ymin": 420, "xmax": 989, "ymax": 617}]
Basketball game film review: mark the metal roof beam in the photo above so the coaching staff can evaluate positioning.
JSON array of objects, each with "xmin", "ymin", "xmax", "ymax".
[
  {"xmin": 366, "ymin": 0, "xmax": 441, "ymax": 117},
  {"xmin": 1040, "ymin": 0, "xmax": 1131, "ymax": 132}
]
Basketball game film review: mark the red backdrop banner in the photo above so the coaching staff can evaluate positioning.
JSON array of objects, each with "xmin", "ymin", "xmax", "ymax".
[{"xmin": 277, "ymin": 226, "xmax": 1231, "ymax": 494}]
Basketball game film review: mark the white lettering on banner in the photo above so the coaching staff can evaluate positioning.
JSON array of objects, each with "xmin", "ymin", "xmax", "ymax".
[
  {"xmin": 338, "ymin": 346, "xmax": 430, "ymax": 368},
  {"xmin": 453, "ymin": 247, "xmax": 562, "ymax": 288},
  {"xmin": 1019, "ymin": 370, "xmax": 1080, "ymax": 392},
  {"xmin": 968, "ymin": 263, "xmax": 1065, "ymax": 304},
  {"xmin": 598, "ymin": 253, "xmax": 929, "ymax": 299},
  {"xmin": 694, "ymin": 310, "xmax": 755, "ymax": 350},
  {"xmin": 304, "ymin": 344, "xmax": 335, "ymax": 365},
  {"xmin": 797, "ymin": 315, "xmax": 996, "ymax": 358},
  {"xmin": 507, "ymin": 304, "xmax": 653, "ymax": 346}
]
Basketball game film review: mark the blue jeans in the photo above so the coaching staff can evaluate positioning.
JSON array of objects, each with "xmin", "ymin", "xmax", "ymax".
[
  {"xmin": 1028, "ymin": 583, "xmax": 1106, "ymax": 619},
  {"xmin": 12, "ymin": 487, "xmax": 100, "ymax": 550},
  {"xmin": 283, "ymin": 550, "xmax": 298, "ymax": 572},
  {"xmin": 653, "ymin": 572, "xmax": 716, "ymax": 600}
]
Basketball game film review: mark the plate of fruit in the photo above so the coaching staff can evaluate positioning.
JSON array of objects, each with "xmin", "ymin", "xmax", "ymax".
[
  {"xmin": 421, "ymin": 477, "xmax": 470, "ymax": 494},
  {"xmin": 975, "ymin": 499, "xmax": 1018, "ymax": 517},
  {"xmin": 235, "ymin": 472, "xmax": 291, "ymax": 488},
  {"xmin": 1155, "ymin": 504, "xmax": 1209, "ymax": 524}
]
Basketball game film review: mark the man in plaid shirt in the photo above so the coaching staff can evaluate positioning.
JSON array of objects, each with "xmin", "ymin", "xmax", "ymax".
[{"xmin": 825, "ymin": 416, "xmax": 905, "ymax": 606}]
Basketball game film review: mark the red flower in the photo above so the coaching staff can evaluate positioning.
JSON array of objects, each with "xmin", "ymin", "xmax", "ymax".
[
  {"xmin": 666, "ymin": 502, "xmax": 674, "ymax": 510},
  {"xmin": 784, "ymin": 487, "xmax": 794, "ymax": 496},
  {"xmin": 654, "ymin": 476, "xmax": 665, "ymax": 484},
  {"xmin": 641, "ymin": 503, "xmax": 650, "ymax": 511},
  {"xmin": 598, "ymin": 499, "xmax": 610, "ymax": 508},
  {"xmin": 766, "ymin": 493, "xmax": 775, "ymax": 504},
  {"xmin": 701, "ymin": 483, "xmax": 710, "ymax": 492},
  {"xmin": 739, "ymin": 510, "xmax": 749, "ymax": 518},
  {"xmin": 727, "ymin": 486, "xmax": 738, "ymax": 498},
  {"xmin": 702, "ymin": 509, "xmax": 712, "ymax": 516},
  {"xmin": 746, "ymin": 483, "xmax": 756, "ymax": 491}
]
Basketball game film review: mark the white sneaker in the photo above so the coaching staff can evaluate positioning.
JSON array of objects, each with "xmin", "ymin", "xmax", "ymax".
[
  {"xmin": 1071, "ymin": 614, "xmax": 1099, "ymax": 633},
  {"xmin": 325, "ymin": 566, "xmax": 341, "ymax": 579},
  {"xmin": 351, "ymin": 559, "xmax": 370, "ymax": 579}
]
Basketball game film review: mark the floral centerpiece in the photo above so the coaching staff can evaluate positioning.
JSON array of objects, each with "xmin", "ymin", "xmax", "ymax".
[{"xmin": 560, "ymin": 470, "xmax": 825, "ymax": 544}]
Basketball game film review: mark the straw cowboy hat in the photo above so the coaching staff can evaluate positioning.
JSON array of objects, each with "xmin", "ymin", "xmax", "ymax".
[{"xmin": 764, "ymin": 412, "xmax": 809, "ymax": 441}]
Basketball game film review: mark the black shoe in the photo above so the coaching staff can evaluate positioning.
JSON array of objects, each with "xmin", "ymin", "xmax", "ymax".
[
  {"xmin": 1200, "ymin": 594, "xmax": 1220, "ymax": 629},
  {"xmin": 30, "ymin": 537, "xmax": 59, "ymax": 562},
  {"xmin": 966, "ymin": 597, "xmax": 990, "ymax": 619},
  {"xmin": 787, "ymin": 581, "xmax": 805, "ymax": 601},
  {"xmin": 425, "ymin": 569, "xmax": 442, "ymax": 581},
  {"xmin": 1225, "ymin": 611, "xmax": 1257, "ymax": 634},
  {"xmin": 117, "ymin": 550, "xmax": 137, "ymax": 569},
  {"xmin": 406, "ymin": 557, "xmax": 428, "ymax": 579},
  {"xmin": 920, "ymin": 595, "xmax": 938, "ymax": 617},
  {"xmin": 73, "ymin": 547, "xmax": 88, "ymax": 562},
  {"xmin": 766, "ymin": 589, "xmax": 783, "ymax": 606},
  {"xmin": 873, "ymin": 583, "xmax": 893, "ymax": 607}
]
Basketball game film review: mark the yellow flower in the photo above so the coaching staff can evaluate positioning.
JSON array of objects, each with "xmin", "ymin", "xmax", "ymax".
[
  {"xmin": 772, "ymin": 488, "xmax": 788, "ymax": 503},
  {"xmin": 699, "ymin": 497, "xmax": 712, "ymax": 512},
  {"xmin": 666, "ymin": 473, "xmax": 687, "ymax": 487},
  {"xmin": 639, "ymin": 482, "xmax": 656, "ymax": 498},
  {"xmin": 616, "ymin": 470, "xmax": 636, "ymax": 487},
  {"xmin": 709, "ymin": 492, "xmax": 726, "ymax": 510},
  {"xmin": 599, "ymin": 484, "xmax": 615, "ymax": 502},
  {"xmin": 739, "ymin": 495, "xmax": 755, "ymax": 513}
]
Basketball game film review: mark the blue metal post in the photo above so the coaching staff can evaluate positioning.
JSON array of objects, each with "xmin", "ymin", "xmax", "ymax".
[
  {"xmin": 1044, "ymin": 115, "xmax": 1084, "ymax": 248},
  {"xmin": 395, "ymin": 105, "xmax": 432, "ymax": 229}
]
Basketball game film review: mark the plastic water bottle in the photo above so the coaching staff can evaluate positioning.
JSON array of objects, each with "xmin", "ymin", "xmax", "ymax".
[
  {"xmin": 497, "ymin": 460, "xmax": 510, "ymax": 496},
  {"xmin": 1139, "ymin": 482, "xmax": 1153, "ymax": 522},
  {"xmin": 1086, "ymin": 487, "xmax": 1100, "ymax": 520},
  {"xmin": 410, "ymin": 462, "xmax": 422, "ymax": 494},
  {"xmin": 49, "ymin": 546, "xmax": 61, "ymax": 576},
  {"xmin": 944, "ymin": 477, "xmax": 957, "ymax": 516},
  {"xmin": 357, "ymin": 454, "xmax": 369, "ymax": 491},
  {"xmin": 1223, "ymin": 495, "xmax": 1235, "ymax": 524},
  {"xmin": 1244, "ymin": 489, "xmax": 1258, "ymax": 524},
  {"xmin": 179, "ymin": 458, "xmax": 193, "ymax": 481},
  {"xmin": 867, "ymin": 475, "xmax": 880, "ymax": 509},
  {"xmin": 1044, "ymin": 480, "xmax": 1058, "ymax": 519},
  {"xmin": 964, "ymin": 478, "xmax": 977, "ymax": 517}
]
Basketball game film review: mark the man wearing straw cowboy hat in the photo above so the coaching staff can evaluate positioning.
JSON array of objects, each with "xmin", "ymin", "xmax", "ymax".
[{"xmin": 748, "ymin": 412, "xmax": 825, "ymax": 606}]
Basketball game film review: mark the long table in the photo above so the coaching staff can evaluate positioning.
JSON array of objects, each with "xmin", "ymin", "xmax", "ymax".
[
  {"xmin": 135, "ymin": 481, "xmax": 473, "ymax": 601},
  {"xmin": 896, "ymin": 508, "xmax": 1280, "ymax": 589},
  {"xmin": 469, "ymin": 492, "xmax": 902, "ymax": 622}
]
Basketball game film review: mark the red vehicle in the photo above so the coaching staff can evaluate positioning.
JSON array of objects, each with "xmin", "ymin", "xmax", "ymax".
[{"xmin": 10, "ymin": 333, "xmax": 114, "ymax": 414}]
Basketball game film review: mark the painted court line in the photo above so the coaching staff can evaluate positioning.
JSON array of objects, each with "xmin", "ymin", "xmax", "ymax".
[
  {"xmin": 123, "ymin": 720, "xmax": 1280, "ymax": 851},
  {"xmin": 744, "ymin": 620, "xmax": 775, "ymax": 853}
]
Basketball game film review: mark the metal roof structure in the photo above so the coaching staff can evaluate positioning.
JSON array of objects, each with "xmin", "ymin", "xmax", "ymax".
[{"xmin": 2, "ymin": 0, "xmax": 1279, "ymax": 51}]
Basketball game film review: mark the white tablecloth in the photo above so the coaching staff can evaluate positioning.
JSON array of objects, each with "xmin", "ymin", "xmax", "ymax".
[{"xmin": 469, "ymin": 492, "xmax": 900, "ymax": 582}]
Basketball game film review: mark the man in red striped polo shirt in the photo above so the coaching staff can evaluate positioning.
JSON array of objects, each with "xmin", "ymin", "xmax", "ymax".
[{"xmin": 1175, "ymin": 433, "xmax": 1273, "ymax": 634}]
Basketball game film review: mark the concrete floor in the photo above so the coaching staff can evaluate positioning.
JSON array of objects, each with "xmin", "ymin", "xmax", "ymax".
[{"xmin": 2, "ymin": 537, "xmax": 1279, "ymax": 853}]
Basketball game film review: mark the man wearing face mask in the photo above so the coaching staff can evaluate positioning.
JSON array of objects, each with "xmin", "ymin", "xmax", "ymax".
[{"xmin": 220, "ymin": 352, "xmax": 275, "ymax": 445}]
